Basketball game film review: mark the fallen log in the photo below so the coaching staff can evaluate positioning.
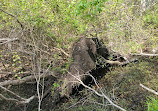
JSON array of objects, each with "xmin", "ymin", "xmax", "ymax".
[
  {"xmin": 0, "ymin": 72, "xmax": 56, "ymax": 86},
  {"xmin": 58, "ymin": 37, "xmax": 137, "ymax": 99}
]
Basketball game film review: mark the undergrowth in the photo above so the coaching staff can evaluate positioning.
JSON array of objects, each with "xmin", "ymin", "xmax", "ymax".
[
  {"xmin": 0, "ymin": 0, "xmax": 158, "ymax": 110},
  {"xmin": 147, "ymin": 97, "xmax": 158, "ymax": 111}
]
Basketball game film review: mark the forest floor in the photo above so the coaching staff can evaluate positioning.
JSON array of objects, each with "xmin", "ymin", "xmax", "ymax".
[
  {"xmin": 0, "ymin": 0, "xmax": 158, "ymax": 110},
  {"xmin": 53, "ymin": 57, "xmax": 158, "ymax": 111},
  {"xmin": 0, "ymin": 43, "xmax": 158, "ymax": 111}
]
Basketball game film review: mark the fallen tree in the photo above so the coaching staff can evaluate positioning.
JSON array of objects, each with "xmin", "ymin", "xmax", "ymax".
[
  {"xmin": 58, "ymin": 37, "xmax": 137, "ymax": 99},
  {"xmin": 0, "ymin": 37, "xmax": 149, "ymax": 110},
  {"xmin": 0, "ymin": 72, "xmax": 56, "ymax": 86}
]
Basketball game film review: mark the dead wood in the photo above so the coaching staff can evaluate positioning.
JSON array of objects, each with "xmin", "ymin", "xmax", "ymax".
[
  {"xmin": 140, "ymin": 83, "xmax": 158, "ymax": 96},
  {"xmin": 105, "ymin": 58, "xmax": 138, "ymax": 66},
  {"xmin": 131, "ymin": 53, "xmax": 158, "ymax": 57},
  {"xmin": 0, "ymin": 85, "xmax": 36, "ymax": 104},
  {"xmin": 59, "ymin": 37, "xmax": 106, "ymax": 97},
  {"xmin": 58, "ymin": 37, "xmax": 138, "ymax": 99},
  {"xmin": 0, "ymin": 38, "xmax": 18, "ymax": 45},
  {"xmin": 0, "ymin": 93, "xmax": 35, "ymax": 104},
  {"xmin": 0, "ymin": 72, "xmax": 56, "ymax": 86}
]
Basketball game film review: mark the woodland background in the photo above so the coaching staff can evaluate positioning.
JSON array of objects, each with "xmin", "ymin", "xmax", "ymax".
[{"xmin": 0, "ymin": 0, "xmax": 158, "ymax": 111}]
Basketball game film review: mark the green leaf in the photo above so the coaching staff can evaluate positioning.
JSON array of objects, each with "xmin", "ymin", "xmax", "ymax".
[
  {"xmin": 12, "ymin": 63, "xmax": 15, "ymax": 67},
  {"xmin": 17, "ymin": 77, "xmax": 21, "ymax": 79},
  {"xmin": 13, "ymin": 69, "xmax": 16, "ymax": 72},
  {"xmin": 53, "ymin": 82, "xmax": 60, "ymax": 88},
  {"xmin": 18, "ymin": 66, "xmax": 22, "ymax": 69},
  {"xmin": 17, "ymin": 57, "xmax": 20, "ymax": 60}
]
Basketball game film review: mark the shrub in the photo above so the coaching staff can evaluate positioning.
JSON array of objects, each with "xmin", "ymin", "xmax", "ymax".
[{"xmin": 146, "ymin": 97, "xmax": 158, "ymax": 111}]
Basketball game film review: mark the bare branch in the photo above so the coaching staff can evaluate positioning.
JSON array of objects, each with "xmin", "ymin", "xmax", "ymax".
[
  {"xmin": 0, "ymin": 71, "xmax": 30, "ymax": 75},
  {"xmin": 0, "ymin": 72, "xmax": 56, "ymax": 86},
  {"xmin": 105, "ymin": 58, "xmax": 137, "ymax": 66},
  {"xmin": 67, "ymin": 71, "xmax": 126, "ymax": 111},
  {"xmin": 131, "ymin": 53, "xmax": 158, "ymax": 57},
  {"xmin": 53, "ymin": 47, "xmax": 70, "ymax": 57},
  {"xmin": 19, "ymin": 96, "xmax": 36, "ymax": 104},
  {"xmin": 0, "ymin": 85, "xmax": 36, "ymax": 104},
  {"xmin": 0, "ymin": 85, "xmax": 25, "ymax": 101},
  {"xmin": 105, "ymin": 60, "xmax": 122, "ymax": 66},
  {"xmin": 66, "ymin": 96, "xmax": 90, "ymax": 110},
  {"xmin": 0, "ymin": 38, "xmax": 18, "ymax": 45},
  {"xmin": 0, "ymin": 94, "xmax": 19, "ymax": 102},
  {"xmin": 140, "ymin": 83, "xmax": 158, "ymax": 95},
  {"xmin": 0, "ymin": 94, "xmax": 36, "ymax": 104}
]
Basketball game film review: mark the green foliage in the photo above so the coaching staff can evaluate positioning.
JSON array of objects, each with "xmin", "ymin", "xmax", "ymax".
[
  {"xmin": 53, "ymin": 82, "xmax": 60, "ymax": 89},
  {"xmin": 143, "ymin": 4, "xmax": 158, "ymax": 28},
  {"xmin": 0, "ymin": 1, "xmax": 158, "ymax": 110},
  {"xmin": 1, "ymin": 0, "xmax": 157, "ymax": 55},
  {"xmin": 75, "ymin": 0, "xmax": 106, "ymax": 16},
  {"xmin": 146, "ymin": 97, "xmax": 158, "ymax": 111},
  {"xmin": 52, "ymin": 82, "xmax": 60, "ymax": 93},
  {"xmin": 0, "ymin": 0, "xmax": 107, "ymax": 35},
  {"xmin": 12, "ymin": 52, "xmax": 23, "ymax": 79}
]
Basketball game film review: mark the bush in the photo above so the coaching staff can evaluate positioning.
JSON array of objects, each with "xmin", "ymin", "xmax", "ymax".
[
  {"xmin": 143, "ymin": 3, "xmax": 158, "ymax": 28},
  {"xmin": 146, "ymin": 97, "xmax": 158, "ymax": 111}
]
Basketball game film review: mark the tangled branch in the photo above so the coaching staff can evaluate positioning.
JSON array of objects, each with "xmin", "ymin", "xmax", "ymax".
[
  {"xmin": 131, "ymin": 53, "xmax": 158, "ymax": 57},
  {"xmin": 0, "ymin": 85, "xmax": 35, "ymax": 104},
  {"xmin": 67, "ymin": 71, "xmax": 126, "ymax": 111},
  {"xmin": 0, "ymin": 72, "xmax": 56, "ymax": 86}
]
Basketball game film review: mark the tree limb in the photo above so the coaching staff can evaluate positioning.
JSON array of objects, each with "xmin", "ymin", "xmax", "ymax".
[
  {"xmin": 0, "ymin": 38, "xmax": 18, "ymax": 45},
  {"xmin": 0, "ymin": 85, "xmax": 25, "ymax": 101},
  {"xmin": 0, "ymin": 85, "xmax": 36, "ymax": 104},
  {"xmin": 131, "ymin": 53, "xmax": 158, "ymax": 57},
  {"xmin": 53, "ymin": 47, "xmax": 70, "ymax": 57},
  {"xmin": 67, "ymin": 71, "xmax": 126, "ymax": 111},
  {"xmin": 0, "ymin": 93, "xmax": 36, "ymax": 104},
  {"xmin": 140, "ymin": 83, "xmax": 158, "ymax": 95},
  {"xmin": 0, "ymin": 94, "xmax": 19, "ymax": 102},
  {"xmin": 0, "ymin": 72, "xmax": 56, "ymax": 86},
  {"xmin": 105, "ymin": 58, "xmax": 137, "ymax": 66}
]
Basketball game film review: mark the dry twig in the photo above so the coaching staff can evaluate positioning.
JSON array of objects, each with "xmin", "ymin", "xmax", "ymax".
[
  {"xmin": 53, "ymin": 47, "xmax": 70, "ymax": 57},
  {"xmin": 0, "ymin": 85, "xmax": 35, "ymax": 104},
  {"xmin": 0, "ymin": 38, "xmax": 18, "ymax": 45},
  {"xmin": 0, "ymin": 94, "xmax": 19, "ymax": 102},
  {"xmin": 0, "ymin": 72, "xmax": 56, "ymax": 86},
  {"xmin": 67, "ymin": 71, "xmax": 126, "ymax": 111},
  {"xmin": 140, "ymin": 83, "xmax": 158, "ymax": 95},
  {"xmin": 131, "ymin": 53, "xmax": 158, "ymax": 57}
]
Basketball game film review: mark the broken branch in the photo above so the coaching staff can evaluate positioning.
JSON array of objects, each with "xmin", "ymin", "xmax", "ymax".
[
  {"xmin": 68, "ymin": 71, "xmax": 126, "ymax": 111},
  {"xmin": 0, "ymin": 72, "xmax": 56, "ymax": 86},
  {"xmin": 0, "ymin": 85, "xmax": 36, "ymax": 104},
  {"xmin": 0, "ymin": 85, "xmax": 25, "ymax": 101},
  {"xmin": 53, "ymin": 47, "xmax": 70, "ymax": 57},
  {"xmin": 105, "ymin": 58, "xmax": 137, "ymax": 66},
  {"xmin": 0, "ymin": 38, "xmax": 18, "ymax": 45},
  {"xmin": 0, "ymin": 94, "xmax": 19, "ymax": 102},
  {"xmin": 140, "ymin": 83, "xmax": 158, "ymax": 96},
  {"xmin": 131, "ymin": 53, "xmax": 158, "ymax": 57},
  {"xmin": 0, "ymin": 94, "xmax": 36, "ymax": 104}
]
